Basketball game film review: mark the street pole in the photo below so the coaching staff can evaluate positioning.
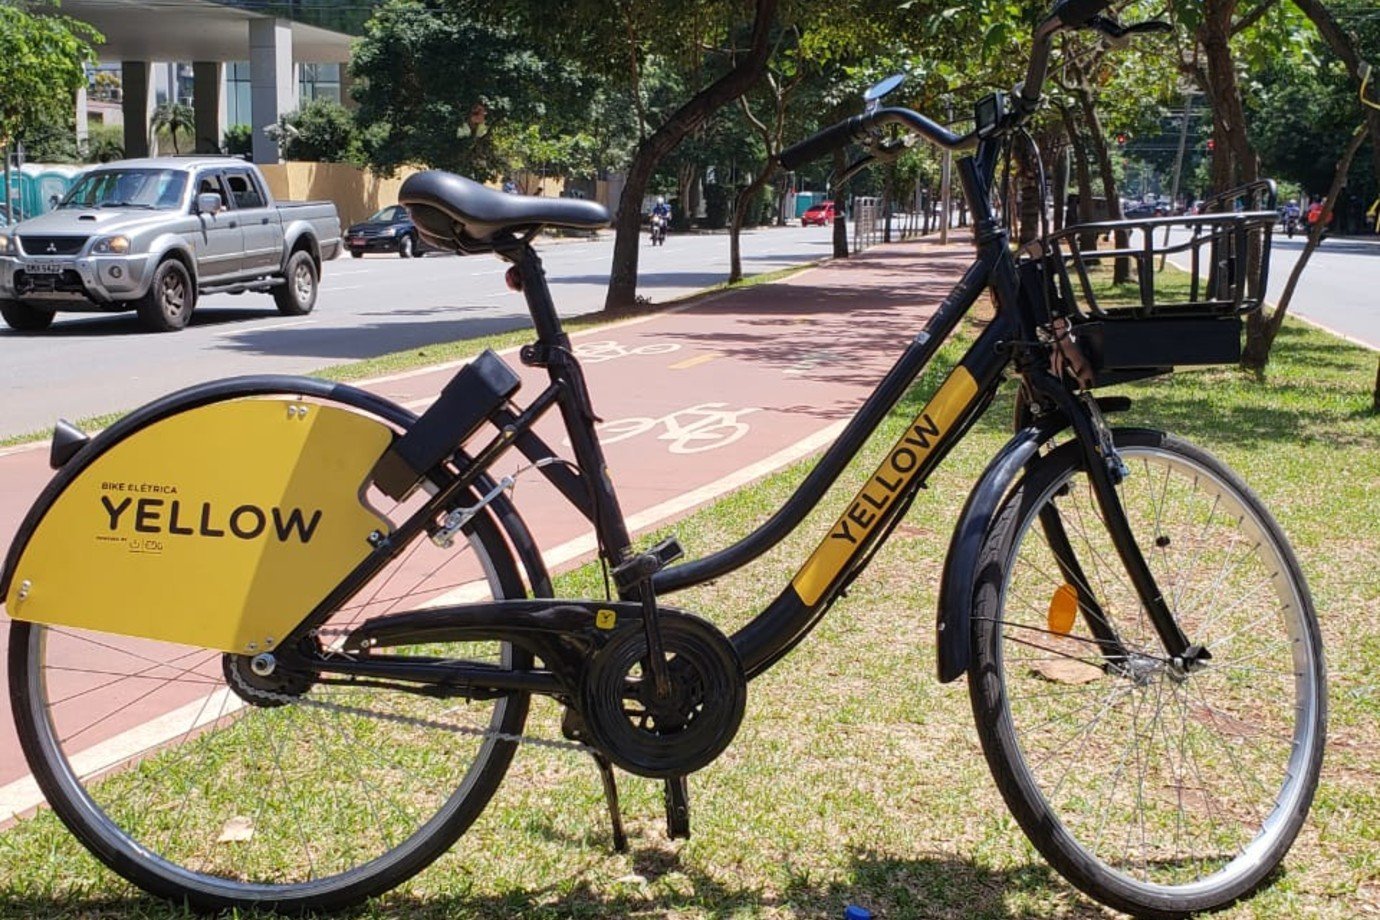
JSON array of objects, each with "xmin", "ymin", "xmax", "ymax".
[
  {"xmin": 940, "ymin": 99, "xmax": 953, "ymax": 245},
  {"xmin": 1161, "ymin": 89, "xmax": 1196, "ymax": 264}
]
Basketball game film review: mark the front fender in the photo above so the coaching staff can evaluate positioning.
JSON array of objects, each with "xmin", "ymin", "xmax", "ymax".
[
  {"xmin": 935, "ymin": 425, "xmax": 1048, "ymax": 683},
  {"xmin": 935, "ymin": 395, "xmax": 1131, "ymax": 683}
]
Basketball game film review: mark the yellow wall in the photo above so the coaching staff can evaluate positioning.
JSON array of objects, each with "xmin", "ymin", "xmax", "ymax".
[
  {"xmin": 258, "ymin": 162, "xmax": 420, "ymax": 227},
  {"xmin": 258, "ymin": 163, "xmax": 583, "ymax": 228}
]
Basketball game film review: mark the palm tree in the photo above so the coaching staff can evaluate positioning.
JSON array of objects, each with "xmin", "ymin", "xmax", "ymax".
[{"xmin": 150, "ymin": 102, "xmax": 195, "ymax": 154}]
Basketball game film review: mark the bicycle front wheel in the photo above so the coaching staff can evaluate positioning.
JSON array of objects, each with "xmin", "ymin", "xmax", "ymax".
[
  {"xmin": 8, "ymin": 397, "xmax": 532, "ymax": 914},
  {"xmin": 968, "ymin": 429, "xmax": 1325, "ymax": 917}
]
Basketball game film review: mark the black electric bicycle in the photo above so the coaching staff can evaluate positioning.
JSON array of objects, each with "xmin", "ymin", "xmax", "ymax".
[{"xmin": 4, "ymin": 1, "xmax": 1325, "ymax": 916}]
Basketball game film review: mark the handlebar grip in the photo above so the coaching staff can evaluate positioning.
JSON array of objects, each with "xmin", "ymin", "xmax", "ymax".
[
  {"xmin": 1052, "ymin": 0, "xmax": 1114, "ymax": 27},
  {"xmin": 779, "ymin": 115, "xmax": 865, "ymax": 171}
]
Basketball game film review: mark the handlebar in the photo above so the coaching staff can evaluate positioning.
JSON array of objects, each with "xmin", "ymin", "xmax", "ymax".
[
  {"xmin": 780, "ymin": 0, "xmax": 1117, "ymax": 171},
  {"xmin": 778, "ymin": 107, "xmax": 975, "ymax": 172}
]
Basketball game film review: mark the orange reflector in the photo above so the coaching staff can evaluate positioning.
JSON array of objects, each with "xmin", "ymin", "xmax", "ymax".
[{"xmin": 1048, "ymin": 584, "xmax": 1078, "ymax": 634}]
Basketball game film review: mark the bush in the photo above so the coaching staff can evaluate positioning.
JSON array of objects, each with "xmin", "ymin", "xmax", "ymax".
[
  {"xmin": 277, "ymin": 99, "xmax": 360, "ymax": 163},
  {"xmin": 84, "ymin": 123, "xmax": 125, "ymax": 162},
  {"xmin": 222, "ymin": 124, "xmax": 252, "ymax": 157},
  {"xmin": 704, "ymin": 184, "xmax": 730, "ymax": 230}
]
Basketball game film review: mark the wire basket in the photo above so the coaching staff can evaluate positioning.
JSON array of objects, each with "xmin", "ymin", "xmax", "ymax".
[{"xmin": 1046, "ymin": 180, "xmax": 1277, "ymax": 321}]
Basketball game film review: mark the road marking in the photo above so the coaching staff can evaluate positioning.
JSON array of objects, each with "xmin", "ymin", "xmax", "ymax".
[
  {"xmin": 668, "ymin": 352, "xmax": 720, "ymax": 370},
  {"xmin": 318, "ymin": 285, "xmax": 364, "ymax": 293},
  {"xmin": 212, "ymin": 319, "xmax": 316, "ymax": 337}
]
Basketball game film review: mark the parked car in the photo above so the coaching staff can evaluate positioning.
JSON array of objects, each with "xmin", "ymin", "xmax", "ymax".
[
  {"xmin": 0, "ymin": 157, "xmax": 341, "ymax": 332},
  {"xmin": 801, "ymin": 200, "xmax": 837, "ymax": 226},
  {"xmin": 345, "ymin": 205, "xmax": 435, "ymax": 258}
]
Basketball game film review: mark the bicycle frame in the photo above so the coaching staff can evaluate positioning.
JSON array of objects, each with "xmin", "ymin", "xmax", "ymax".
[{"xmin": 273, "ymin": 120, "xmax": 1194, "ymax": 701}]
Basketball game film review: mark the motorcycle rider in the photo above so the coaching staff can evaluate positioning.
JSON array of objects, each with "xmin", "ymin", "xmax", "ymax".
[
  {"xmin": 1282, "ymin": 199, "xmax": 1300, "ymax": 238},
  {"xmin": 650, "ymin": 196, "xmax": 672, "ymax": 245}
]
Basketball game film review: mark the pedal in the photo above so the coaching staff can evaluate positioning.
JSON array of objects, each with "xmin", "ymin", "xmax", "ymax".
[
  {"xmin": 592, "ymin": 753, "xmax": 629, "ymax": 853},
  {"xmin": 611, "ymin": 537, "xmax": 684, "ymax": 593},
  {"xmin": 663, "ymin": 775, "xmax": 691, "ymax": 840}
]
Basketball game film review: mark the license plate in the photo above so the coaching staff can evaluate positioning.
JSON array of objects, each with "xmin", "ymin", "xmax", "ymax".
[
  {"xmin": 348, "ymin": 238, "xmax": 363, "ymax": 245},
  {"xmin": 27, "ymin": 262, "xmax": 64, "ymax": 274}
]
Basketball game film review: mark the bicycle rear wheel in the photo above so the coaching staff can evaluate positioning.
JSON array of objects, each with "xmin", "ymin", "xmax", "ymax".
[
  {"xmin": 968, "ymin": 429, "xmax": 1325, "ymax": 917},
  {"xmin": 8, "ymin": 394, "xmax": 532, "ymax": 914}
]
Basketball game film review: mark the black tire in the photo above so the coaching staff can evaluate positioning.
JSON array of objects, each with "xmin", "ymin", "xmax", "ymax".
[
  {"xmin": 0, "ymin": 299, "xmax": 55, "ymax": 331},
  {"xmin": 134, "ymin": 259, "xmax": 195, "ymax": 332},
  {"xmin": 274, "ymin": 249, "xmax": 318, "ymax": 316},
  {"xmin": 398, "ymin": 234, "xmax": 416, "ymax": 259},
  {"xmin": 968, "ymin": 429, "xmax": 1326, "ymax": 918},
  {"xmin": 350, "ymin": 250, "xmax": 364, "ymax": 259},
  {"xmin": 8, "ymin": 391, "xmax": 534, "ymax": 913}
]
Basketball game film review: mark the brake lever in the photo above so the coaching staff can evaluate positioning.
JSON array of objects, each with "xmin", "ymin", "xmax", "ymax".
[
  {"xmin": 1087, "ymin": 14, "xmax": 1171, "ymax": 48},
  {"xmin": 832, "ymin": 134, "xmax": 915, "ymax": 191}
]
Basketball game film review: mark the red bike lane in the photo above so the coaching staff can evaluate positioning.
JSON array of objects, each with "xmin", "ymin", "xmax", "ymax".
[{"xmin": 0, "ymin": 237, "xmax": 971, "ymax": 815}]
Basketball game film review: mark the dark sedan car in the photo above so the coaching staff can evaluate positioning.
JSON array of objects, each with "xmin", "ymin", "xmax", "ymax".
[{"xmin": 345, "ymin": 205, "xmax": 435, "ymax": 258}]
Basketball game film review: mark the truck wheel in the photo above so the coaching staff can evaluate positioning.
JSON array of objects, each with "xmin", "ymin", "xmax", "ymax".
[
  {"xmin": 275, "ymin": 250, "xmax": 318, "ymax": 316},
  {"xmin": 0, "ymin": 300, "xmax": 55, "ymax": 332},
  {"xmin": 135, "ymin": 259, "xmax": 195, "ymax": 332},
  {"xmin": 398, "ymin": 234, "xmax": 416, "ymax": 259}
]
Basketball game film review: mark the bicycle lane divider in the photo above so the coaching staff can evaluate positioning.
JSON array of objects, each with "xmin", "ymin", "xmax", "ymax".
[{"xmin": 0, "ymin": 237, "xmax": 970, "ymax": 809}]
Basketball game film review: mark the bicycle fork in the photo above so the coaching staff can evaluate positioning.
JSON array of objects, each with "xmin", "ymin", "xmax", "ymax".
[{"xmin": 1033, "ymin": 380, "xmax": 1207, "ymax": 672}]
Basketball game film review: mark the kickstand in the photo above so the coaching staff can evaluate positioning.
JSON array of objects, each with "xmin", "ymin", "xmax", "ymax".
[
  {"xmin": 663, "ymin": 775, "xmax": 690, "ymax": 840},
  {"xmin": 591, "ymin": 753, "xmax": 628, "ymax": 852}
]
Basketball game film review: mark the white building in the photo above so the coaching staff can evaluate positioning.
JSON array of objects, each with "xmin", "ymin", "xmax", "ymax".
[{"xmin": 63, "ymin": 0, "xmax": 354, "ymax": 164}]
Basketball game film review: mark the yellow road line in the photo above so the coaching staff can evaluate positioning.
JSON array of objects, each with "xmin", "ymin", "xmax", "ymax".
[{"xmin": 668, "ymin": 352, "xmax": 721, "ymax": 370}]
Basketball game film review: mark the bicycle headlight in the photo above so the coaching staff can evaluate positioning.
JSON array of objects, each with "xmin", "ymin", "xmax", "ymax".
[{"xmin": 92, "ymin": 235, "xmax": 132, "ymax": 254}]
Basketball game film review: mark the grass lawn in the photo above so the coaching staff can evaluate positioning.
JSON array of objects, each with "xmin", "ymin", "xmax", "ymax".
[{"xmin": 0, "ymin": 263, "xmax": 1377, "ymax": 919}]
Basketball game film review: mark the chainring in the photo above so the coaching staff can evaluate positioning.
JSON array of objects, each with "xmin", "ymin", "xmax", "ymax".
[{"xmin": 579, "ymin": 610, "xmax": 746, "ymax": 778}]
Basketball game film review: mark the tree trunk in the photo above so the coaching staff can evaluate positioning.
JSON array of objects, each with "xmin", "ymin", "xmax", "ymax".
[
  {"xmin": 1058, "ymin": 103, "xmax": 1099, "ymax": 250},
  {"xmin": 1373, "ymin": 357, "xmax": 1379, "ymax": 414},
  {"xmin": 729, "ymin": 161, "xmax": 774, "ymax": 282},
  {"xmin": 604, "ymin": 0, "xmax": 778, "ymax": 310},
  {"xmin": 1200, "ymin": 1, "xmax": 1260, "ymax": 192},
  {"xmin": 1073, "ymin": 80, "xmax": 1129, "ymax": 282},
  {"xmin": 1242, "ymin": 127, "xmax": 1366, "ymax": 371}
]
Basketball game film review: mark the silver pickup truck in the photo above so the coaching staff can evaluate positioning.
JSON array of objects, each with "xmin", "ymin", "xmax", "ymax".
[{"xmin": 0, "ymin": 157, "xmax": 341, "ymax": 332}]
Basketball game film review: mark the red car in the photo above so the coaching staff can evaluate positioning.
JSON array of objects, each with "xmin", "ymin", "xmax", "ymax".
[{"xmin": 801, "ymin": 200, "xmax": 836, "ymax": 226}]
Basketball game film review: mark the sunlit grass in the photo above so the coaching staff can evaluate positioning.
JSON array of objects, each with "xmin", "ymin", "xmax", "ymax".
[{"xmin": 1, "ymin": 298, "xmax": 1375, "ymax": 918}]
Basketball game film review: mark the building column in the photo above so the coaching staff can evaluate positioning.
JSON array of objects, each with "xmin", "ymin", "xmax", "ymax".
[
  {"xmin": 75, "ymin": 84, "xmax": 89, "ymax": 149},
  {"xmin": 338, "ymin": 63, "xmax": 355, "ymax": 110},
  {"xmin": 249, "ymin": 18, "xmax": 295, "ymax": 164},
  {"xmin": 193, "ymin": 61, "xmax": 223, "ymax": 154},
  {"xmin": 121, "ymin": 60, "xmax": 153, "ymax": 158}
]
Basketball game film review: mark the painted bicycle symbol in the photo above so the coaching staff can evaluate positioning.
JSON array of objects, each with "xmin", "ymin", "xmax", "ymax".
[
  {"xmin": 592, "ymin": 402, "xmax": 761, "ymax": 454},
  {"xmin": 571, "ymin": 339, "xmax": 682, "ymax": 364}
]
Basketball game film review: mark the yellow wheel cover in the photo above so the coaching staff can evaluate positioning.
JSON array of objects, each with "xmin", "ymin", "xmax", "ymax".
[{"xmin": 5, "ymin": 398, "xmax": 393, "ymax": 653}]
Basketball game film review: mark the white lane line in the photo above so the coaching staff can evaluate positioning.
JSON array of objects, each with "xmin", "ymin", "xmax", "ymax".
[
  {"xmin": 318, "ymin": 285, "xmax": 364, "ymax": 293},
  {"xmin": 0, "ymin": 416, "xmax": 845, "ymax": 817},
  {"xmin": 212, "ymin": 319, "xmax": 316, "ymax": 338},
  {"xmin": 1, "ymin": 689, "xmax": 245, "ymax": 823}
]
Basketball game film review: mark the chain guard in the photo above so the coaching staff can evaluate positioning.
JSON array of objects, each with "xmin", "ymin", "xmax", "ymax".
[{"xmin": 579, "ymin": 610, "xmax": 745, "ymax": 778}]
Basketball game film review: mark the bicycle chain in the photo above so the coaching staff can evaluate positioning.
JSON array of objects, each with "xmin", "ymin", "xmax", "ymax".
[{"xmin": 224, "ymin": 651, "xmax": 592, "ymax": 755}]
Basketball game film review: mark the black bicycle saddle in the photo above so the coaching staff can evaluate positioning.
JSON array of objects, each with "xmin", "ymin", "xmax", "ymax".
[{"xmin": 399, "ymin": 170, "xmax": 610, "ymax": 251}]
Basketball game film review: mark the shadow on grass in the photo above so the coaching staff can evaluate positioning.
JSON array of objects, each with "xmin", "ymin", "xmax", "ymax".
[{"xmin": 0, "ymin": 846, "xmax": 1102, "ymax": 920}]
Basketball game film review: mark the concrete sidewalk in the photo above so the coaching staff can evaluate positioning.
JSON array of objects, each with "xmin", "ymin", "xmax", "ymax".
[{"xmin": 0, "ymin": 235, "xmax": 974, "ymax": 798}]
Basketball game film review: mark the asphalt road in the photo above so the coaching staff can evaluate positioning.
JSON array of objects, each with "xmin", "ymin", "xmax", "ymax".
[
  {"xmin": 0, "ymin": 226, "xmax": 835, "ymax": 439},
  {"xmin": 1261, "ymin": 234, "xmax": 1380, "ymax": 348}
]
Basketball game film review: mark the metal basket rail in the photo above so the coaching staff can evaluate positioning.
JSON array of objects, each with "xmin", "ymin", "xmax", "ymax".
[{"xmin": 1046, "ymin": 179, "xmax": 1277, "ymax": 320}]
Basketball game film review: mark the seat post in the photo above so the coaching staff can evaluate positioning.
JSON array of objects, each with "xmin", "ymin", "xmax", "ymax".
[{"xmin": 508, "ymin": 242, "xmax": 568, "ymax": 348}]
